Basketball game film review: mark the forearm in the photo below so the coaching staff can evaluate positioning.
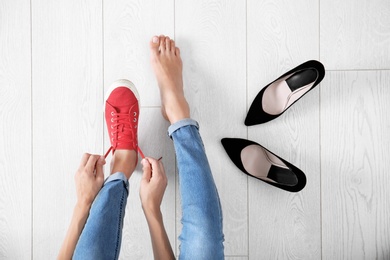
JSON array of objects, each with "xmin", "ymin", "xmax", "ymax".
[
  {"xmin": 58, "ymin": 203, "xmax": 90, "ymax": 260},
  {"xmin": 145, "ymin": 210, "xmax": 175, "ymax": 260}
]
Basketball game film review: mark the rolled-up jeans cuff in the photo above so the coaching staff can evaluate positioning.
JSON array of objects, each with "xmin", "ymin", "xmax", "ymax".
[
  {"xmin": 168, "ymin": 118, "xmax": 199, "ymax": 138},
  {"xmin": 104, "ymin": 172, "xmax": 129, "ymax": 191}
]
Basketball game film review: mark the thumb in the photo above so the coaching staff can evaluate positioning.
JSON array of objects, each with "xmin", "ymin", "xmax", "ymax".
[{"xmin": 141, "ymin": 159, "xmax": 152, "ymax": 182}]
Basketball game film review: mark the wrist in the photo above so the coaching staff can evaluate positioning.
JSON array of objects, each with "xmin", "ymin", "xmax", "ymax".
[
  {"xmin": 75, "ymin": 201, "xmax": 91, "ymax": 215},
  {"xmin": 142, "ymin": 205, "xmax": 162, "ymax": 220}
]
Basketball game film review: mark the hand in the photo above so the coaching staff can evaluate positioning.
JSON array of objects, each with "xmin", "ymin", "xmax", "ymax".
[
  {"xmin": 75, "ymin": 153, "xmax": 105, "ymax": 208},
  {"xmin": 140, "ymin": 157, "xmax": 168, "ymax": 216}
]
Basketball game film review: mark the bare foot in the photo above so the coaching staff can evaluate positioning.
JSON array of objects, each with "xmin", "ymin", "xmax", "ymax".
[{"xmin": 150, "ymin": 35, "xmax": 190, "ymax": 124}]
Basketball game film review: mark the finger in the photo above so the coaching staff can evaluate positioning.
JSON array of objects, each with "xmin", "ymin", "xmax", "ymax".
[
  {"xmin": 96, "ymin": 156, "xmax": 106, "ymax": 166},
  {"xmin": 141, "ymin": 158, "xmax": 152, "ymax": 181},
  {"xmin": 146, "ymin": 157, "xmax": 164, "ymax": 178},
  {"xmin": 95, "ymin": 156, "xmax": 105, "ymax": 182},
  {"xmin": 158, "ymin": 161, "xmax": 167, "ymax": 181},
  {"xmin": 86, "ymin": 154, "xmax": 100, "ymax": 173},
  {"xmin": 79, "ymin": 153, "xmax": 91, "ymax": 168}
]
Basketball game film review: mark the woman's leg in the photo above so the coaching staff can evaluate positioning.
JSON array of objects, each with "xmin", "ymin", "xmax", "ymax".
[
  {"xmin": 74, "ymin": 78, "xmax": 140, "ymax": 259},
  {"xmin": 149, "ymin": 35, "xmax": 224, "ymax": 259},
  {"xmin": 73, "ymin": 172, "xmax": 129, "ymax": 260},
  {"xmin": 169, "ymin": 119, "xmax": 224, "ymax": 259}
]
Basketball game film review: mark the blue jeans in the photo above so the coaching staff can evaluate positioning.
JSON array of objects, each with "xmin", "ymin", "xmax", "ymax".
[{"xmin": 73, "ymin": 119, "xmax": 224, "ymax": 259}]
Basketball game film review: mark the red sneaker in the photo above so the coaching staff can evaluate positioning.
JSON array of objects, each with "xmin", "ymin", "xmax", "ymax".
[{"xmin": 104, "ymin": 79, "xmax": 144, "ymax": 159}]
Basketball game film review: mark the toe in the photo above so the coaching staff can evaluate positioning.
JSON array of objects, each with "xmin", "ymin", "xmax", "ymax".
[
  {"xmin": 159, "ymin": 36, "xmax": 166, "ymax": 52},
  {"xmin": 170, "ymin": 40, "xmax": 175, "ymax": 52},
  {"xmin": 150, "ymin": 36, "xmax": 160, "ymax": 55},
  {"xmin": 165, "ymin": 36, "xmax": 171, "ymax": 51},
  {"xmin": 175, "ymin": 47, "xmax": 180, "ymax": 57}
]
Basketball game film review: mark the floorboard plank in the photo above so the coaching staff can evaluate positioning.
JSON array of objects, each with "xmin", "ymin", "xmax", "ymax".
[
  {"xmin": 247, "ymin": 0, "xmax": 321, "ymax": 258},
  {"xmin": 104, "ymin": 1, "xmax": 175, "ymax": 257},
  {"xmin": 118, "ymin": 108, "xmax": 176, "ymax": 259},
  {"xmin": 175, "ymin": 0, "xmax": 248, "ymax": 255},
  {"xmin": 321, "ymin": 71, "xmax": 390, "ymax": 259},
  {"xmin": 320, "ymin": 0, "xmax": 390, "ymax": 70},
  {"xmin": 104, "ymin": 0, "xmax": 174, "ymax": 107},
  {"xmin": 0, "ymin": 0, "xmax": 32, "ymax": 258},
  {"xmin": 32, "ymin": 0, "xmax": 103, "ymax": 257}
]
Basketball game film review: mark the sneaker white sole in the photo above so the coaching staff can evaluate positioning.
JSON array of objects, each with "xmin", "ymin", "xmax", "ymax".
[{"xmin": 104, "ymin": 79, "xmax": 140, "ymax": 108}]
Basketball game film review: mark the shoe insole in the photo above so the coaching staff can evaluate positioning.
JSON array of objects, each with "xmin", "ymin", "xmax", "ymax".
[
  {"xmin": 241, "ymin": 144, "xmax": 297, "ymax": 185},
  {"xmin": 286, "ymin": 69, "xmax": 317, "ymax": 91},
  {"xmin": 262, "ymin": 69, "xmax": 318, "ymax": 115}
]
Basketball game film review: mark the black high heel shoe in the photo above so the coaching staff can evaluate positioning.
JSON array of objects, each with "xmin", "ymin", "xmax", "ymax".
[
  {"xmin": 221, "ymin": 138, "xmax": 306, "ymax": 192},
  {"xmin": 245, "ymin": 60, "xmax": 325, "ymax": 126}
]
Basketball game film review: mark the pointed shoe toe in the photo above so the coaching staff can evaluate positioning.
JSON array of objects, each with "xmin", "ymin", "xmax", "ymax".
[
  {"xmin": 244, "ymin": 88, "xmax": 276, "ymax": 126},
  {"xmin": 245, "ymin": 60, "xmax": 325, "ymax": 126},
  {"xmin": 221, "ymin": 138, "xmax": 306, "ymax": 192}
]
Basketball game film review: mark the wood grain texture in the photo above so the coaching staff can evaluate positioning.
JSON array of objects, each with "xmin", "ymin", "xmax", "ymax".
[
  {"xmin": 175, "ymin": 0, "xmax": 248, "ymax": 256},
  {"xmin": 247, "ymin": 0, "xmax": 321, "ymax": 259},
  {"xmin": 32, "ymin": 0, "xmax": 103, "ymax": 258},
  {"xmin": 118, "ymin": 108, "xmax": 176, "ymax": 259},
  {"xmin": 320, "ymin": 0, "xmax": 390, "ymax": 70},
  {"xmin": 321, "ymin": 71, "xmax": 390, "ymax": 260},
  {"xmin": 104, "ymin": 0, "xmax": 174, "ymax": 107},
  {"xmin": 0, "ymin": 0, "xmax": 31, "ymax": 258},
  {"xmin": 2, "ymin": 0, "xmax": 390, "ymax": 257}
]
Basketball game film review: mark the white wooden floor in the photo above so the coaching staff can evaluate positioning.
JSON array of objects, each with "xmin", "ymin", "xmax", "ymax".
[{"xmin": 1, "ymin": 0, "xmax": 389, "ymax": 259}]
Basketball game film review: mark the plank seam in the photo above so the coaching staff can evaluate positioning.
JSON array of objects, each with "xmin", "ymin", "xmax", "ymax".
[{"xmin": 30, "ymin": 0, "xmax": 34, "ymax": 258}]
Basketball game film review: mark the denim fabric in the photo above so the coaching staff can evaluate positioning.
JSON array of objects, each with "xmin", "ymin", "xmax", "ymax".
[
  {"xmin": 168, "ymin": 118, "xmax": 199, "ymax": 137},
  {"xmin": 73, "ymin": 119, "xmax": 224, "ymax": 259},
  {"xmin": 170, "ymin": 119, "xmax": 224, "ymax": 260},
  {"xmin": 73, "ymin": 172, "xmax": 128, "ymax": 260}
]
